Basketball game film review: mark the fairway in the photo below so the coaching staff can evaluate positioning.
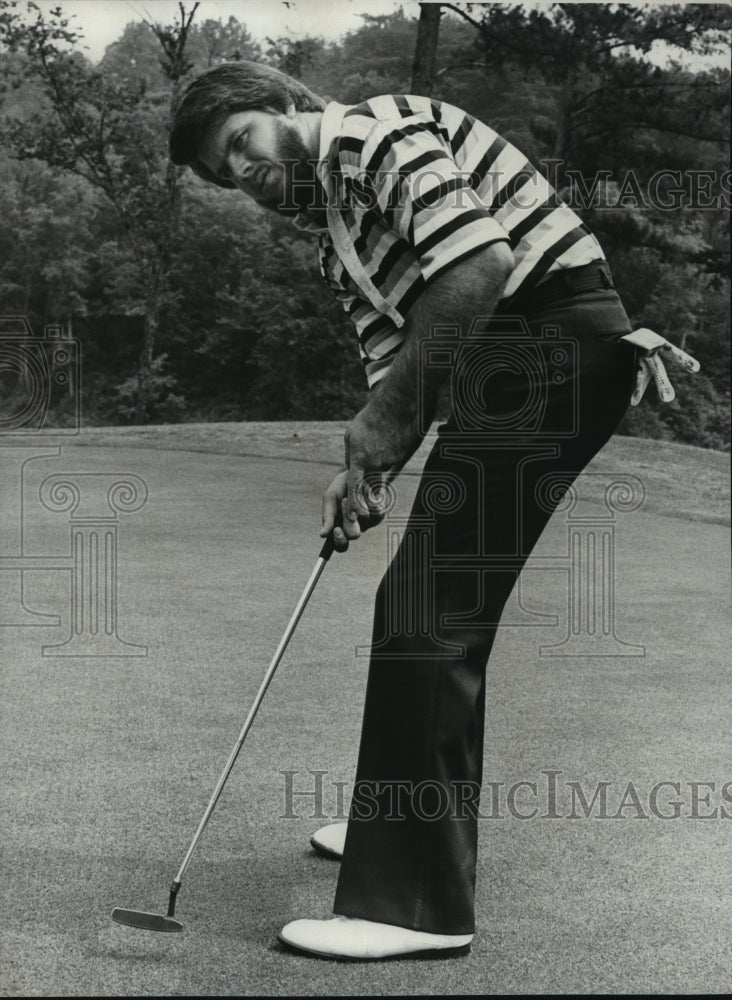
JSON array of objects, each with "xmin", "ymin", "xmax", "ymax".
[{"xmin": 0, "ymin": 425, "xmax": 729, "ymax": 996}]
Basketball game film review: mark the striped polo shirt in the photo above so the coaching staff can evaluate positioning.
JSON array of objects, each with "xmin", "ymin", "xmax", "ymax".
[{"xmin": 294, "ymin": 95, "xmax": 605, "ymax": 389}]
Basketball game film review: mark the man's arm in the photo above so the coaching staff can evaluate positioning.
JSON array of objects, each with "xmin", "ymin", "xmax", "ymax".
[{"xmin": 322, "ymin": 240, "xmax": 514, "ymax": 549}]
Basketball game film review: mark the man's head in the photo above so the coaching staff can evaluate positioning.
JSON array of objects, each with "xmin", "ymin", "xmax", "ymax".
[{"xmin": 169, "ymin": 61, "xmax": 326, "ymax": 210}]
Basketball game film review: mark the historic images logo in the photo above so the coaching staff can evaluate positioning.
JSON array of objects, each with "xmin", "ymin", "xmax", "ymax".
[
  {"xmin": 280, "ymin": 769, "xmax": 732, "ymax": 822},
  {"xmin": 0, "ymin": 315, "xmax": 148, "ymax": 656}
]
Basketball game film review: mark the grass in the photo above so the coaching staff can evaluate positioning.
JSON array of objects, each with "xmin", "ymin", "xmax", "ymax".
[
  {"xmin": 0, "ymin": 423, "xmax": 729, "ymax": 996},
  {"xmin": 74, "ymin": 422, "xmax": 730, "ymax": 525}
]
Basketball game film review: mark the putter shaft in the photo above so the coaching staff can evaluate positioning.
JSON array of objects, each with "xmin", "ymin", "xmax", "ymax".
[{"xmin": 172, "ymin": 535, "xmax": 335, "ymax": 887}]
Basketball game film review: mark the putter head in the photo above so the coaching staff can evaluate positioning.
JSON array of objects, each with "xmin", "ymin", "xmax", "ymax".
[{"xmin": 111, "ymin": 907, "xmax": 183, "ymax": 932}]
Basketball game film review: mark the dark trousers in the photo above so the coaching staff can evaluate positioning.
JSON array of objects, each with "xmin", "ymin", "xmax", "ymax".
[{"xmin": 333, "ymin": 288, "xmax": 638, "ymax": 934}]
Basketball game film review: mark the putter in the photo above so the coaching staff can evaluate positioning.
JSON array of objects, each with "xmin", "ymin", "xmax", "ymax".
[{"xmin": 111, "ymin": 534, "xmax": 335, "ymax": 932}]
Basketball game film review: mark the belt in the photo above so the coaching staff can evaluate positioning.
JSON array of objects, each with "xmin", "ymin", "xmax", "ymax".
[{"xmin": 496, "ymin": 261, "xmax": 615, "ymax": 315}]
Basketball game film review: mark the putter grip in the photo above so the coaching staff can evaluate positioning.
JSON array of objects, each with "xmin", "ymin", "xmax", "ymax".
[{"xmin": 318, "ymin": 534, "xmax": 336, "ymax": 561}]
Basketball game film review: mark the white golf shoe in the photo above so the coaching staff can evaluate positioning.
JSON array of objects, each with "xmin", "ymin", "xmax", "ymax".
[
  {"xmin": 310, "ymin": 821, "xmax": 347, "ymax": 859},
  {"xmin": 278, "ymin": 915, "xmax": 473, "ymax": 960}
]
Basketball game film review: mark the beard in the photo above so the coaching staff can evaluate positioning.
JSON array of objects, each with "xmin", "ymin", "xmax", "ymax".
[{"xmin": 260, "ymin": 119, "xmax": 326, "ymax": 217}]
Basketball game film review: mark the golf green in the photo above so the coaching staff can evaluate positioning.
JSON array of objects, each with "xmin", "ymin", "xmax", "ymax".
[{"xmin": 1, "ymin": 425, "xmax": 729, "ymax": 996}]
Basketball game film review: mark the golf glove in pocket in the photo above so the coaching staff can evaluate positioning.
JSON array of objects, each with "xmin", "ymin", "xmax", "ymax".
[{"xmin": 620, "ymin": 328, "xmax": 701, "ymax": 406}]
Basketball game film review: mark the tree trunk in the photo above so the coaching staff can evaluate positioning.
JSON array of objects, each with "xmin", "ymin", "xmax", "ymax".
[
  {"xmin": 552, "ymin": 68, "xmax": 577, "ymax": 187},
  {"xmin": 134, "ymin": 78, "xmax": 185, "ymax": 425},
  {"xmin": 411, "ymin": 2, "xmax": 442, "ymax": 96},
  {"xmin": 136, "ymin": 281, "xmax": 158, "ymax": 424}
]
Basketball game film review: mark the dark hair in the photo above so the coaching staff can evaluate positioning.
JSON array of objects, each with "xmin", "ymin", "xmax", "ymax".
[{"xmin": 169, "ymin": 61, "xmax": 326, "ymax": 188}]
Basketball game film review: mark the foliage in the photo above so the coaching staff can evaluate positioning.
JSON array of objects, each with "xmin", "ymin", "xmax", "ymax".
[{"xmin": 0, "ymin": 1, "xmax": 728, "ymax": 447}]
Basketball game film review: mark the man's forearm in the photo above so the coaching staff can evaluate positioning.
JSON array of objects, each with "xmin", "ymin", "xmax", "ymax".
[
  {"xmin": 369, "ymin": 242, "xmax": 515, "ymax": 429},
  {"xmin": 342, "ymin": 242, "xmax": 515, "ymax": 498}
]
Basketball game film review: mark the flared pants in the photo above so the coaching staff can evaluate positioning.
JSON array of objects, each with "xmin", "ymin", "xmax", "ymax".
[{"xmin": 333, "ymin": 287, "xmax": 637, "ymax": 933}]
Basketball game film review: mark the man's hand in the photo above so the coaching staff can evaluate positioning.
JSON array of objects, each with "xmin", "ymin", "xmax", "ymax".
[
  {"xmin": 320, "ymin": 465, "xmax": 391, "ymax": 553},
  {"xmin": 320, "ymin": 403, "xmax": 421, "ymax": 552},
  {"xmin": 621, "ymin": 328, "xmax": 701, "ymax": 406}
]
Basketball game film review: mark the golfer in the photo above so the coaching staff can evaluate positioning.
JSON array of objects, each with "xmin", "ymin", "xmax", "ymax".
[{"xmin": 169, "ymin": 62, "xmax": 698, "ymax": 961}]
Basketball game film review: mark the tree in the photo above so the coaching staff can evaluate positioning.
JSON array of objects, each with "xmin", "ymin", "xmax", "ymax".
[
  {"xmin": 407, "ymin": 3, "xmax": 730, "ymax": 448},
  {"xmin": 441, "ymin": 2, "xmax": 731, "ymax": 164},
  {"xmin": 411, "ymin": 2, "xmax": 442, "ymax": 94},
  {"xmin": 0, "ymin": 4, "xmax": 727, "ymax": 444},
  {"xmin": 0, "ymin": 152, "xmax": 98, "ymax": 320},
  {"xmin": 0, "ymin": 0, "xmax": 201, "ymax": 420},
  {"xmin": 187, "ymin": 16, "xmax": 261, "ymax": 68}
]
